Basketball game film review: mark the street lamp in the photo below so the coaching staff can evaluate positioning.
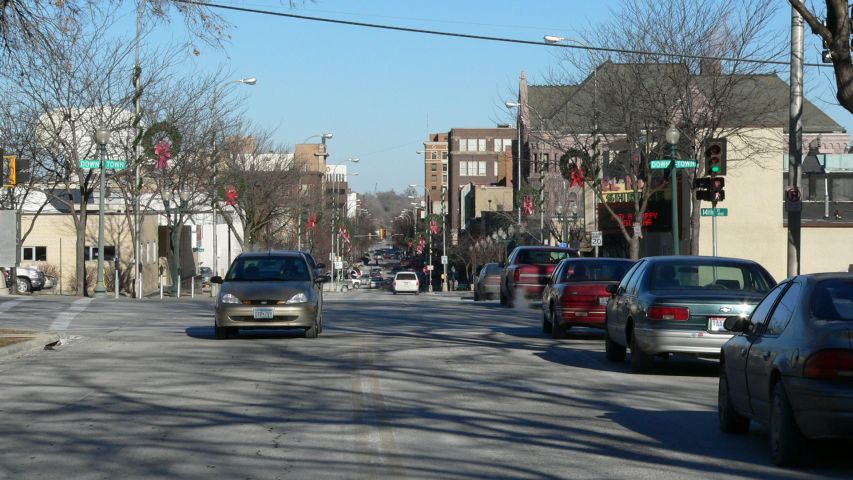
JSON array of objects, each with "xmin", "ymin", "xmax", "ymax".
[
  {"xmin": 303, "ymin": 133, "xmax": 334, "ymax": 144},
  {"xmin": 93, "ymin": 125, "xmax": 112, "ymax": 298},
  {"xmin": 328, "ymin": 156, "xmax": 359, "ymax": 289},
  {"xmin": 665, "ymin": 124, "xmax": 681, "ymax": 255},
  {"xmin": 211, "ymin": 76, "xmax": 256, "ymax": 292},
  {"xmin": 505, "ymin": 101, "xmax": 522, "ymax": 224}
]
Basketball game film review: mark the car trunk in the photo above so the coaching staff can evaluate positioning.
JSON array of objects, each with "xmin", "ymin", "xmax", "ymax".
[
  {"xmin": 560, "ymin": 282, "xmax": 615, "ymax": 309},
  {"xmin": 647, "ymin": 290, "xmax": 766, "ymax": 332}
]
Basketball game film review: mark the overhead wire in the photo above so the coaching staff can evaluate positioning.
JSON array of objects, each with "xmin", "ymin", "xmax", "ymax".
[{"xmin": 175, "ymin": 0, "xmax": 831, "ymax": 68}]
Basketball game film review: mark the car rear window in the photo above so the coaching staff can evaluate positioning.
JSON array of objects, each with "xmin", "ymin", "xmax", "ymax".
[
  {"xmin": 483, "ymin": 264, "xmax": 502, "ymax": 275},
  {"xmin": 397, "ymin": 273, "xmax": 417, "ymax": 280},
  {"xmin": 226, "ymin": 256, "xmax": 310, "ymax": 282},
  {"xmin": 561, "ymin": 260, "xmax": 634, "ymax": 282},
  {"xmin": 811, "ymin": 279, "xmax": 853, "ymax": 321},
  {"xmin": 648, "ymin": 263, "xmax": 773, "ymax": 293},
  {"xmin": 516, "ymin": 249, "xmax": 576, "ymax": 265}
]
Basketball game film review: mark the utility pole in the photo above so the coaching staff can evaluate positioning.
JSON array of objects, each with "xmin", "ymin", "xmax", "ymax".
[{"xmin": 788, "ymin": 6, "xmax": 804, "ymax": 277}]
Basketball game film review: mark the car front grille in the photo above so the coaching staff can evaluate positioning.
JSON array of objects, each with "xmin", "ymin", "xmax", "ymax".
[{"xmin": 241, "ymin": 300, "xmax": 281, "ymax": 305}]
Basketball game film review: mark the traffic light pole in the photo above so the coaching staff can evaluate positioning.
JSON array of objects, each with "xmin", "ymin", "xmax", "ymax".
[
  {"xmin": 712, "ymin": 200, "xmax": 718, "ymax": 256},
  {"xmin": 670, "ymin": 144, "xmax": 679, "ymax": 256}
]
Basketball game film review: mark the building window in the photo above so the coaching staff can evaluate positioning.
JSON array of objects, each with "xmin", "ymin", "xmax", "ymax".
[
  {"xmin": 431, "ymin": 174, "xmax": 437, "ymax": 183},
  {"xmin": 494, "ymin": 161, "xmax": 498, "ymax": 176},
  {"xmin": 22, "ymin": 246, "xmax": 47, "ymax": 261},
  {"xmin": 458, "ymin": 139, "xmax": 468, "ymax": 152},
  {"xmin": 431, "ymin": 185, "xmax": 437, "ymax": 190},
  {"xmin": 478, "ymin": 139, "xmax": 486, "ymax": 152},
  {"xmin": 442, "ymin": 164, "xmax": 447, "ymax": 172},
  {"xmin": 478, "ymin": 161, "xmax": 486, "ymax": 176},
  {"xmin": 431, "ymin": 164, "xmax": 437, "ymax": 171},
  {"xmin": 459, "ymin": 161, "xmax": 467, "ymax": 176},
  {"xmin": 442, "ymin": 174, "xmax": 447, "ymax": 184},
  {"xmin": 442, "ymin": 151, "xmax": 448, "ymax": 160},
  {"xmin": 84, "ymin": 245, "xmax": 116, "ymax": 261},
  {"xmin": 431, "ymin": 151, "xmax": 437, "ymax": 160},
  {"xmin": 494, "ymin": 138, "xmax": 511, "ymax": 152}
]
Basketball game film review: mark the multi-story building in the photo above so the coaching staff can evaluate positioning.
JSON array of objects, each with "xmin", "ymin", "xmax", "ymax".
[
  {"xmin": 447, "ymin": 126, "xmax": 516, "ymax": 243},
  {"xmin": 423, "ymin": 133, "xmax": 449, "ymax": 213}
]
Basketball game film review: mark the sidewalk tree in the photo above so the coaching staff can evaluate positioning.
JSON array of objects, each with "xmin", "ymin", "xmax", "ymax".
[
  {"xmin": 535, "ymin": 0, "xmax": 781, "ymax": 258},
  {"xmin": 789, "ymin": 1, "xmax": 853, "ymax": 114}
]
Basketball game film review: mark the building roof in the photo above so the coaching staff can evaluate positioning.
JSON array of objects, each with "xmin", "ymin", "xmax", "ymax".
[{"xmin": 527, "ymin": 62, "xmax": 845, "ymax": 135}]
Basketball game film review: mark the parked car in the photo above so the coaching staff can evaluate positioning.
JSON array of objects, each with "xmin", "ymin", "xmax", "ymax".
[
  {"xmin": 500, "ymin": 246, "xmax": 579, "ymax": 307},
  {"xmin": 2, "ymin": 266, "xmax": 46, "ymax": 293},
  {"xmin": 211, "ymin": 250, "xmax": 330, "ymax": 339},
  {"xmin": 542, "ymin": 258, "xmax": 636, "ymax": 338},
  {"xmin": 393, "ymin": 271, "xmax": 419, "ymax": 294},
  {"xmin": 718, "ymin": 273, "xmax": 853, "ymax": 466},
  {"xmin": 474, "ymin": 263, "xmax": 503, "ymax": 301},
  {"xmin": 604, "ymin": 256, "xmax": 776, "ymax": 373},
  {"xmin": 368, "ymin": 272, "xmax": 384, "ymax": 289}
]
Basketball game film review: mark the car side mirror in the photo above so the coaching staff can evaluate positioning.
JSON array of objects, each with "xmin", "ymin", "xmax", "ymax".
[
  {"xmin": 724, "ymin": 317, "xmax": 751, "ymax": 333},
  {"xmin": 210, "ymin": 276, "xmax": 223, "ymax": 284},
  {"xmin": 605, "ymin": 284, "xmax": 618, "ymax": 295}
]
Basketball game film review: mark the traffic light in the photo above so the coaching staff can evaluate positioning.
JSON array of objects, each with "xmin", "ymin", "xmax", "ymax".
[
  {"xmin": 1, "ymin": 154, "xmax": 16, "ymax": 187},
  {"xmin": 710, "ymin": 177, "xmax": 725, "ymax": 202},
  {"xmin": 379, "ymin": 228, "xmax": 386, "ymax": 240},
  {"xmin": 704, "ymin": 138, "xmax": 727, "ymax": 176}
]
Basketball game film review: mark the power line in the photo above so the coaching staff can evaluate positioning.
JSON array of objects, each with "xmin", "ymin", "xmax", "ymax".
[{"xmin": 176, "ymin": 0, "xmax": 830, "ymax": 68}]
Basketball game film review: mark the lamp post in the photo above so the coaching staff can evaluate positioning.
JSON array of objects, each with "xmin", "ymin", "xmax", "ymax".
[
  {"xmin": 665, "ymin": 124, "xmax": 681, "ymax": 256},
  {"xmin": 93, "ymin": 126, "xmax": 112, "ymax": 298},
  {"xmin": 505, "ymin": 101, "xmax": 522, "ymax": 224},
  {"xmin": 328, "ymin": 156, "xmax": 358, "ymax": 289},
  {"xmin": 211, "ymin": 77, "xmax": 256, "ymax": 290}
]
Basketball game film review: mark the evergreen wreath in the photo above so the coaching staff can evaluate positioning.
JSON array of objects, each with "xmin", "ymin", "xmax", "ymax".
[{"xmin": 141, "ymin": 121, "xmax": 182, "ymax": 159}]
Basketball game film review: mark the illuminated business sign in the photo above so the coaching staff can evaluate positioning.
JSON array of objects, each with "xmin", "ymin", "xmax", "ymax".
[{"xmin": 599, "ymin": 193, "xmax": 672, "ymax": 233}]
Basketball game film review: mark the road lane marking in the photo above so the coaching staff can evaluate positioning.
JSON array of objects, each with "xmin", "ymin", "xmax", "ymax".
[
  {"xmin": 49, "ymin": 298, "xmax": 93, "ymax": 331},
  {"xmin": 0, "ymin": 297, "xmax": 32, "ymax": 315}
]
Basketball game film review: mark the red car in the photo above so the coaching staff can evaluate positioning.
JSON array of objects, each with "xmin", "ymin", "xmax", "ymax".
[
  {"xmin": 541, "ymin": 258, "xmax": 635, "ymax": 338},
  {"xmin": 500, "ymin": 246, "xmax": 579, "ymax": 308}
]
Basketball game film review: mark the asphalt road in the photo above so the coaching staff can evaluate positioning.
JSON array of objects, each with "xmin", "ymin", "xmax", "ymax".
[{"xmin": 0, "ymin": 290, "xmax": 851, "ymax": 479}]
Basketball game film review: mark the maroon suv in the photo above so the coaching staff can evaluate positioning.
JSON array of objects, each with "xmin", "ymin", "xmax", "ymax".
[{"xmin": 500, "ymin": 246, "xmax": 578, "ymax": 308}]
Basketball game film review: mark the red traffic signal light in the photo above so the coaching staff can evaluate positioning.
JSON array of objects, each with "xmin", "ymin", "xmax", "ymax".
[{"xmin": 704, "ymin": 138, "xmax": 727, "ymax": 176}]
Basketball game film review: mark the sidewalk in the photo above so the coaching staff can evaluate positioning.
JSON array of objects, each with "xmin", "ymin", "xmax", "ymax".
[{"xmin": 0, "ymin": 328, "xmax": 60, "ymax": 360}]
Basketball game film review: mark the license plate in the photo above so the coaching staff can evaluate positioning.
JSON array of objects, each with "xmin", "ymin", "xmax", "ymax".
[
  {"xmin": 253, "ymin": 308, "xmax": 274, "ymax": 320},
  {"xmin": 708, "ymin": 316, "xmax": 726, "ymax": 333},
  {"xmin": 598, "ymin": 297, "xmax": 610, "ymax": 306},
  {"xmin": 575, "ymin": 311, "xmax": 588, "ymax": 317}
]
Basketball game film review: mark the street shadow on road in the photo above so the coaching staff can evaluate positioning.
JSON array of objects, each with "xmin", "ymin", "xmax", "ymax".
[{"xmin": 536, "ymin": 345, "xmax": 721, "ymax": 378}]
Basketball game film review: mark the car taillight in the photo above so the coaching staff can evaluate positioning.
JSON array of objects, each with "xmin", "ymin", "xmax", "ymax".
[
  {"xmin": 514, "ymin": 269, "xmax": 520, "ymax": 282},
  {"xmin": 647, "ymin": 305, "xmax": 690, "ymax": 321},
  {"xmin": 804, "ymin": 349, "xmax": 853, "ymax": 379}
]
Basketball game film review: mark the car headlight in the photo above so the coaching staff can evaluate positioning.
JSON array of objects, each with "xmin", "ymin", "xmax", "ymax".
[
  {"xmin": 286, "ymin": 292, "xmax": 308, "ymax": 304},
  {"xmin": 220, "ymin": 293, "xmax": 240, "ymax": 304}
]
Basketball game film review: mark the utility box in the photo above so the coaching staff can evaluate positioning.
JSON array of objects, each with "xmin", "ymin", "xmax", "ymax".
[{"xmin": 0, "ymin": 210, "xmax": 17, "ymax": 267}]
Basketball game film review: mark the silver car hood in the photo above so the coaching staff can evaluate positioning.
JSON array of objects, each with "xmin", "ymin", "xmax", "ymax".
[{"xmin": 221, "ymin": 280, "xmax": 315, "ymax": 302}]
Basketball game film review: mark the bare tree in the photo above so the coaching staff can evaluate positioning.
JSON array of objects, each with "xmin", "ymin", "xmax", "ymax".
[
  {"xmin": 536, "ymin": 0, "xmax": 781, "ymax": 258},
  {"xmin": 790, "ymin": 1, "xmax": 853, "ymax": 114}
]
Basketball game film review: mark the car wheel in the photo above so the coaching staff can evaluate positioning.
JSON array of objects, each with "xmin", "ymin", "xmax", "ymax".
[
  {"xmin": 215, "ymin": 325, "xmax": 227, "ymax": 340},
  {"xmin": 506, "ymin": 290, "xmax": 515, "ymax": 308},
  {"xmin": 605, "ymin": 329, "xmax": 626, "ymax": 362},
  {"xmin": 718, "ymin": 368, "xmax": 750, "ymax": 435},
  {"xmin": 769, "ymin": 382, "xmax": 807, "ymax": 466},
  {"xmin": 474, "ymin": 290, "xmax": 480, "ymax": 301},
  {"xmin": 16, "ymin": 277, "xmax": 31, "ymax": 294},
  {"xmin": 499, "ymin": 289, "xmax": 507, "ymax": 306},
  {"xmin": 629, "ymin": 333, "xmax": 654, "ymax": 373},
  {"xmin": 304, "ymin": 318, "xmax": 319, "ymax": 339},
  {"xmin": 542, "ymin": 308, "xmax": 552, "ymax": 334},
  {"xmin": 551, "ymin": 303, "xmax": 567, "ymax": 339}
]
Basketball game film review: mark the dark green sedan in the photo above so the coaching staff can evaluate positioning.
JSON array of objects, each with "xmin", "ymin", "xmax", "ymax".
[{"xmin": 604, "ymin": 256, "xmax": 776, "ymax": 373}]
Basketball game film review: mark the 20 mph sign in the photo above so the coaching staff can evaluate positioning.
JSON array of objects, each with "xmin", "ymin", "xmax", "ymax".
[{"xmin": 785, "ymin": 186, "xmax": 802, "ymax": 213}]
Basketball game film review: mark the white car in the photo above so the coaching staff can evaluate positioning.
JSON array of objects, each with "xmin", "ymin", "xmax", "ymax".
[{"xmin": 392, "ymin": 272, "xmax": 419, "ymax": 294}]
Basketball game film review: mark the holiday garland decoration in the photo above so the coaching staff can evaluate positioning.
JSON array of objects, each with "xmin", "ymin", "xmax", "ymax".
[
  {"xmin": 141, "ymin": 121, "xmax": 182, "ymax": 169},
  {"xmin": 225, "ymin": 185, "xmax": 238, "ymax": 206},
  {"xmin": 307, "ymin": 213, "xmax": 318, "ymax": 230}
]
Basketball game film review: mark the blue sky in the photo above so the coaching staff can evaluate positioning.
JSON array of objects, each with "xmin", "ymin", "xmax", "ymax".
[{"xmin": 130, "ymin": 0, "xmax": 849, "ymax": 193}]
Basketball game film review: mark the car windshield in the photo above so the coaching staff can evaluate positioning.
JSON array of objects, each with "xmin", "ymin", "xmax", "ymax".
[
  {"xmin": 225, "ymin": 256, "xmax": 310, "ymax": 282},
  {"xmin": 648, "ymin": 263, "xmax": 773, "ymax": 293},
  {"xmin": 561, "ymin": 260, "xmax": 634, "ymax": 282},
  {"xmin": 482, "ymin": 264, "xmax": 502, "ymax": 276},
  {"xmin": 811, "ymin": 279, "xmax": 853, "ymax": 321},
  {"xmin": 516, "ymin": 249, "xmax": 574, "ymax": 265},
  {"xmin": 397, "ymin": 273, "xmax": 417, "ymax": 280}
]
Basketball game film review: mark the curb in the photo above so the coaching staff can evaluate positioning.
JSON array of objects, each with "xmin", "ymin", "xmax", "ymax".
[{"xmin": 0, "ymin": 332, "xmax": 61, "ymax": 361}]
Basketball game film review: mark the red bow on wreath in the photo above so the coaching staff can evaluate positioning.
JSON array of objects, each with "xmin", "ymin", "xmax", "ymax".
[
  {"xmin": 570, "ymin": 165, "xmax": 584, "ymax": 188},
  {"xmin": 430, "ymin": 219, "xmax": 439, "ymax": 235},
  {"xmin": 522, "ymin": 195, "xmax": 535, "ymax": 215},
  {"xmin": 225, "ymin": 185, "xmax": 238, "ymax": 206},
  {"xmin": 154, "ymin": 140, "xmax": 172, "ymax": 170},
  {"xmin": 307, "ymin": 213, "xmax": 317, "ymax": 230}
]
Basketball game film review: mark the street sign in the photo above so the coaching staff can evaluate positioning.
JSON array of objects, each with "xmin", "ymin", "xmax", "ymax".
[
  {"xmin": 558, "ymin": 242, "xmax": 568, "ymax": 248},
  {"xmin": 700, "ymin": 208, "xmax": 728, "ymax": 217},
  {"xmin": 427, "ymin": 265, "xmax": 434, "ymax": 271},
  {"xmin": 785, "ymin": 186, "xmax": 802, "ymax": 213},
  {"xmin": 334, "ymin": 261, "xmax": 344, "ymax": 270},
  {"xmin": 650, "ymin": 159, "xmax": 697, "ymax": 170},
  {"xmin": 79, "ymin": 159, "xmax": 127, "ymax": 170},
  {"xmin": 591, "ymin": 231, "xmax": 603, "ymax": 247},
  {"xmin": 441, "ymin": 255, "xmax": 448, "ymax": 265}
]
